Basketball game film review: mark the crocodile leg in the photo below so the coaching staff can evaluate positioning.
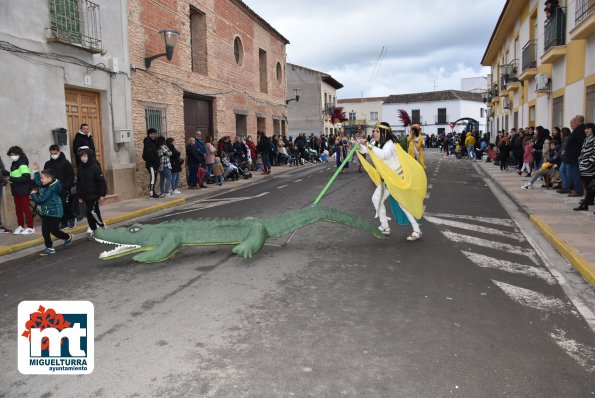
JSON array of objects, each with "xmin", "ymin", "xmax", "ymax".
[
  {"xmin": 132, "ymin": 232, "xmax": 181, "ymax": 263},
  {"xmin": 232, "ymin": 222, "xmax": 267, "ymax": 258}
]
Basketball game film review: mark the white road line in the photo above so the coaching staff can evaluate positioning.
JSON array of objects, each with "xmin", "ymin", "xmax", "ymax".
[
  {"xmin": 277, "ymin": 184, "xmax": 288, "ymax": 189},
  {"xmin": 441, "ymin": 230, "xmax": 538, "ymax": 264},
  {"xmin": 461, "ymin": 251, "xmax": 555, "ymax": 284},
  {"xmin": 549, "ymin": 328, "xmax": 595, "ymax": 373},
  {"xmin": 152, "ymin": 192, "xmax": 270, "ymax": 219},
  {"xmin": 492, "ymin": 280, "xmax": 575, "ymax": 314},
  {"xmin": 294, "ymin": 179, "xmax": 303, "ymax": 182},
  {"xmin": 428, "ymin": 184, "xmax": 433, "ymax": 189},
  {"xmin": 425, "ymin": 193, "xmax": 430, "ymax": 199},
  {"xmin": 426, "ymin": 216, "xmax": 525, "ymax": 242},
  {"xmin": 424, "ymin": 212, "xmax": 516, "ymax": 227}
]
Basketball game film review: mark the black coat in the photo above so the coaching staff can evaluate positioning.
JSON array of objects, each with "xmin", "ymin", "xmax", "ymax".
[
  {"xmin": 142, "ymin": 136, "xmax": 160, "ymax": 169},
  {"xmin": 169, "ymin": 146, "xmax": 183, "ymax": 173},
  {"xmin": 186, "ymin": 144, "xmax": 201, "ymax": 166},
  {"xmin": 73, "ymin": 132, "xmax": 96, "ymax": 163},
  {"xmin": 9, "ymin": 154, "xmax": 33, "ymax": 196},
  {"xmin": 565, "ymin": 125, "xmax": 586, "ymax": 164},
  {"xmin": 44, "ymin": 152, "xmax": 74, "ymax": 193},
  {"xmin": 76, "ymin": 149, "xmax": 107, "ymax": 201}
]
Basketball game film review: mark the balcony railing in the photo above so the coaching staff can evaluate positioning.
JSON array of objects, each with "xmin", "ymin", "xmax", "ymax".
[
  {"xmin": 544, "ymin": 7, "xmax": 566, "ymax": 53},
  {"xmin": 575, "ymin": 0, "xmax": 595, "ymax": 25},
  {"xmin": 49, "ymin": 0, "xmax": 102, "ymax": 53},
  {"xmin": 522, "ymin": 40, "xmax": 537, "ymax": 71},
  {"xmin": 435, "ymin": 114, "xmax": 449, "ymax": 124},
  {"xmin": 500, "ymin": 59, "xmax": 519, "ymax": 89}
]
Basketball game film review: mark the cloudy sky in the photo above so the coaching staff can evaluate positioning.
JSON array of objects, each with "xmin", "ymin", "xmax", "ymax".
[{"xmin": 243, "ymin": 0, "xmax": 506, "ymax": 99}]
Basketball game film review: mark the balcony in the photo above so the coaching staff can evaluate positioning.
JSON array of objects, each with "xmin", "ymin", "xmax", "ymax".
[
  {"xmin": 500, "ymin": 60, "xmax": 522, "ymax": 92},
  {"xmin": 570, "ymin": 0, "xmax": 595, "ymax": 40},
  {"xmin": 435, "ymin": 114, "xmax": 449, "ymax": 125},
  {"xmin": 48, "ymin": 0, "xmax": 103, "ymax": 53},
  {"xmin": 519, "ymin": 40, "xmax": 538, "ymax": 80},
  {"xmin": 542, "ymin": 7, "xmax": 566, "ymax": 64}
]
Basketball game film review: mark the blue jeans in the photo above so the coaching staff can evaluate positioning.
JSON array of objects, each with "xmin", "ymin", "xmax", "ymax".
[
  {"xmin": 171, "ymin": 171, "xmax": 179, "ymax": 191},
  {"xmin": 564, "ymin": 163, "xmax": 583, "ymax": 194},
  {"xmin": 206, "ymin": 163, "xmax": 213, "ymax": 177},
  {"xmin": 159, "ymin": 167, "xmax": 172, "ymax": 194},
  {"xmin": 187, "ymin": 164, "xmax": 198, "ymax": 187},
  {"xmin": 467, "ymin": 146, "xmax": 476, "ymax": 159},
  {"xmin": 262, "ymin": 153, "xmax": 271, "ymax": 171}
]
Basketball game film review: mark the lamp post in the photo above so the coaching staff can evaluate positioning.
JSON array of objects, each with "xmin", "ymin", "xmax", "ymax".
[{"xmin": 144, "ymin": 29, "xmax": 180, "ymax": 69}]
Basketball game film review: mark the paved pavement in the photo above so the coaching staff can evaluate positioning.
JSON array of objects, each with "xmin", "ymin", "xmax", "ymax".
[{"xmin": 1, "ymin": 153, "xmax": 594, "ymax": 289}]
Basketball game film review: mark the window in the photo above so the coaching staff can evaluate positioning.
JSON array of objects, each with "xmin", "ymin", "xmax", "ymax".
[
  {"xmin": 552, "ymin": 96, "xmax": 564, "ymax": 129},
  {"xmin": 145, "ymin": 107, "xmax": 166, "ymax": 136},
  {"xmin": 49, "ymin": 0, "xmax": 102, "ymax": 52},
  {"xmin": 259, "ymin": 49, "xmax": 268, "ymax": 93},
  {"xmin": 349, "ymin": 112, "xmax": 356, "ymax": 121},
  {"xmin": 586, "ymin": 85, "xmax": 595, "ymax": 125},
  {"xmin": 505, "ymin": 115, "xmax": 509, "ymax": 131},
  {"xmin": 276, "ymin": 62, "xmax": 282, "ymax": 83},
  {"xmin": 234, "ymin": 36, "xmax": 243, "ymax": 66},
  {"xmin": 480, "ymin": 108, "xmax": 485, "ymax": 118},
  {"xmin": 514, "ymin": 111, "xmax": 518, "ymax": 129},
  {"xmin": 190, "ymin": 7, "xmax": 207, "ymax": 75},
  {"xmin": 437, "ymin": 108, "xmax": 447, "ymax": 124},
  {"xmin": 235, "ymin": 114, "xmax": 247, "ymax": 136},
  {"xmin": 411, "ymin": 110, "xmax": 420, "ymax": 124},
  {"xmin": 370, "ymin": 112, "xmax": 378, "ymax": 121},
  {"xmin": 529, "ymin": 105, "xmax": 536, "ymax": 126}
]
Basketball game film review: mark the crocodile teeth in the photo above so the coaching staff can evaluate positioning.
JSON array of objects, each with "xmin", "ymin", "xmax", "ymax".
[{"xmin": 96, "ymin": 239, "xmax": 141, "ymax": 258}]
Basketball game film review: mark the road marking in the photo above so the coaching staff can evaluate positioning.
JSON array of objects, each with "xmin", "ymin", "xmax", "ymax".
[
  {"xmin": 427, "ymin": 184, "xmax": 433, "ymax": 189},
  {"xmin": 425, "ymin": 193, "xmax": 430, "ymax": 199},
  {"xmin": 426, "ymin": 216, "xmax": 525, "ymax": 242},
  {"xmin": 461, "ymin": 251, "xmax": 555, "ymax": 284},
  {"xmin": 441, "ymin": 230, "xmax": 538, "ymax": 264},
  {"xmin": 294, "ymin": 179, "xmax": 303, "ymax": 182},
  {"xmin": 153, "ymin": 192, "xmax": 270, "ymax": 219},
  {"xmin": 277, "ymin": 184, "xmax": 288, "ymax": 189},
  {"xmin": 424, "ymin": 212, "xmax": 516, "ymax": 227},
  {"xmin": 492, "ymin": 280, "xmax": 575, "ymax": 314},
  {"xmin": 549, "ymin": 329, "xmax": 595, "ymax": 373}
]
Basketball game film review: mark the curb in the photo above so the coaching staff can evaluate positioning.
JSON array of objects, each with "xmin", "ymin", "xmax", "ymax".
[
  {"xmin": 0, "ymin": 198, "xmax": 186, "ymax": 256},
  {"xmin": 529, "ymin": 215, "xmax": 595, "ymax": 286},
  {"xmin": 473, "ymin": 161, "xmax": 595, "ymax": 287}
]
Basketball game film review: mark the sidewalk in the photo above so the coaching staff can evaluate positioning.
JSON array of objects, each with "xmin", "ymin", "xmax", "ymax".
[
  {"xmin": 474, "ymin": 160, "xmax": 595, "ymax": 286},
  {"xmin": 0, "ymin": 164, "xmax": 310, "ymax": 257}
]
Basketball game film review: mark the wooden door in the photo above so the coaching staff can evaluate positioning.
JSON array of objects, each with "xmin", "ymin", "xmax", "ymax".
[
  {"xmin": 65, "ymin": 88, "xmax": 103, "ymax": 167},
  {"xmin": 183, "ymin": 96, "xmax": 212, "ymax": 143}
]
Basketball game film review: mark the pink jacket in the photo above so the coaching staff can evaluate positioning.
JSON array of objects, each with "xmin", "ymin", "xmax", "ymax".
[{"xmin": 523, "ymin": 142, "xmax": 534, "ymax": 163}]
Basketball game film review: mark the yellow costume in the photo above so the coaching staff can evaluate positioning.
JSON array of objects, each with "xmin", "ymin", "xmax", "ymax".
[{"xmin": 407, "ymin": 125, "xmax": 426, "ymax": 168}]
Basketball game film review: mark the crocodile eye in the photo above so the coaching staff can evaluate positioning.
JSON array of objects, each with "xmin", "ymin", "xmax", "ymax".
[{"xmin": 129, "ymin": 227, "xmax": 141, "ymax": 233}]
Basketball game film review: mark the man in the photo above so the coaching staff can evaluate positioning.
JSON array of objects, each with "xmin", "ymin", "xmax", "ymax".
[
  {"xmin": 142, "ymin": 128, "xmax": 160, "ymax": 198},
  {"xmin": 44, "ymin": 145, "xmax": 75, "ymax": 229},
  {"xmin": 72, "ymin": 123, "xmax": 95, "ymax": 167},
  {"xmin": 560, "ymin": 116, "xmax": 586, "ymax": 196},
  {"xmin": 195, "ymin": 131, "xmax": 206, "ymax": 168}
]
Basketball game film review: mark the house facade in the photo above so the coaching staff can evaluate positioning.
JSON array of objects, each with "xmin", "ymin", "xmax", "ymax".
[
  {"xmin": 336, "ymin": 97, "xmax": 387, "ymax": 136},
  {"xmin": 0, "ymin": 0, "xmax": 134, "ymax": 226},
  {"xmin": 481, "ymin": 0, "xmax": 595, "ymax": 134},
  {"xmin": 129, "ymin": 0, "xmax": 289, "ymax": 195},
  {"xmin": 286, "ymin": 63, "xmax": 343, "ymax": 137},
  {"xmin": 382, "ymin": 90, "xmax": 487, "ymax": 137}
]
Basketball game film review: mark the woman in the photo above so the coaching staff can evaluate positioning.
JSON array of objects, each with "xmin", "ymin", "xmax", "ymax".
[
  {"xmin": 258, "ymin": 133, "xmax": 272, "ymax": 174},
  {"xmin": 76, "ymin": 148, "xmax": 106, "ymax": 239},
  {"xmin": 335, "ymin": 130, "xmax": 350, "ymax": 171},
  {"xmin": 558, "ymin": 127, "xmax": 572, "ymax": 193},
  {"xmin": 246, "ymin": 135, "xmax": 257, "ymax": 170},
  {"xmin": 574, "ymin": 123, "xmax": 595, "ymax": 211},
  {"xmin": 157, "ymin": 136, "xmax": 172, "ymax": 196},
  {"xmin": 166, "ymin": 137, "xmax": 183, "ymax": 194},
  {"xmin": 358, "ymin": 122, "xmax": 422, "ymax": 241},
  {"xmin": 186, "ymin": 137, "xmax": 200, "ymax": 189},
  {"xmin": 7, "ymin": 146, "xmax": 34, "ymax": 234},
  {"xmin": 205, "ymin": 135, "xmax": 216, "ymax": 178},
  {"xmin": 407, "ymin": 124, "xmax": 426, "ymax": 168}
]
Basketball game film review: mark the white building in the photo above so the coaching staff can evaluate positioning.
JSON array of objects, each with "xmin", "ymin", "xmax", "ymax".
[
  {"xmin": 337, "ymin": 97, "xmax": 387, "ymax": 136},
  {"xmin": 461, "ymin": 77, "xmax": 489, "ymax": 93},
  {"xmin": 382, "ymin": 90, "xmax": 487, "ymax": 137}
]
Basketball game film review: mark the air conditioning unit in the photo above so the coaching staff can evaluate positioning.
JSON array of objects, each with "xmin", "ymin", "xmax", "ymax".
[
  {"xmin": 502, "ymin": 97, "xmax": 511, "ymax": 110},
  {"xmin": 535, "ymin": 73, "xmax": 551, "ymax": 92}
]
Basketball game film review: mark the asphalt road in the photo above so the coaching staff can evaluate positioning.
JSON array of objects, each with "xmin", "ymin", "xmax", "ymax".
[{"xmin": 1, "ymin": 151, "xmax": 594, "ymax": 397}]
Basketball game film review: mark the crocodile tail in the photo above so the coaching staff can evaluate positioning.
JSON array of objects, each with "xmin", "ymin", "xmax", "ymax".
[{"xmin": 264, "ymin": 206, "xmax": 387, "ymax": 239}]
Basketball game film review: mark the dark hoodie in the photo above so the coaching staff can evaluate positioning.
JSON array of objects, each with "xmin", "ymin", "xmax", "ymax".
[
  {"xmin": 73, "ymin": 132, "xmax": 95, "ymax": 167},
  {"xmin": 44, "ymin": 152, "xmax": 74, "ymax": 194},
  {"xmin": 142, "ymin": 136, "xmax": 159, "ymax": 169},
  {"xmin": 76, "ymin": 149, "xmax": 107, "ymax": 201},
  {"xmin": 9, "ymin": 154, "xmax": 32, "ymax": 196}
]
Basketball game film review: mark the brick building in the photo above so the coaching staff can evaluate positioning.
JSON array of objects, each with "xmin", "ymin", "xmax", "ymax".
[{"xmin": 129, "ymin": 0, "xmax": 289, "ymax": 195}]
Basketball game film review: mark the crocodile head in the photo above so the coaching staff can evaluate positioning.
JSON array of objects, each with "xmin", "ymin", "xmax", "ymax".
[{"xmin": 94, "ymin": 223, "xmax": 159, "ymax": 260}]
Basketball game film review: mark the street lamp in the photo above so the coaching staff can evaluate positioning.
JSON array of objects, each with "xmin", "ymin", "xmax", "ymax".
[{"xmin": 144, "ymin": 29, "xmax": 180, "ymax": 69}]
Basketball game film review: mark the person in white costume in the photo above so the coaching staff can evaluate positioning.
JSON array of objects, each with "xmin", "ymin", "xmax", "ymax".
[{"xmin": 357, "ymin": 122, "xmax": 422, "ymax": 241}]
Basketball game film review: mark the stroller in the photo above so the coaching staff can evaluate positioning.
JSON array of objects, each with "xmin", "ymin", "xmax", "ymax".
[
  {"xmin": 304, "ymin": 148, "xmax": 321, "ymax": 163},
  {"xmin": 230, "ymin": 152, "xmax": 252, "ymax": 179},
  {"xmin": 222, "ymin": 154, "xmax": 240, "ymax": 181}
]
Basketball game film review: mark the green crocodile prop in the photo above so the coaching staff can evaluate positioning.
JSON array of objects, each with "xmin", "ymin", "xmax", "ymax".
[{"xmin": 94, "ymin": 206, "xmax": 387, "ymax": 263}]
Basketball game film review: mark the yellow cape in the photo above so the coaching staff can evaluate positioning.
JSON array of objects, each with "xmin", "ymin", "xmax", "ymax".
[{"xmin": 356, "ymin": 144, "xmax": 427, "ymax": 219}]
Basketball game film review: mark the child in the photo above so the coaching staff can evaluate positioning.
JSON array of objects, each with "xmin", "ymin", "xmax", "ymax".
[
  {"xmin": 454, "ymin": 140, "xmax": 462, "ymax": 159},
  {"xmin": 30, "ymin": 165, "xmax": 73, "ymax": 255},
  {"xmin": 76, "ymin": 148, "xmax": 107, "ymax": 239},
  {"xmin": 519, "ymin": 138, "xmax": 534, "ymax": 177},
  {"xmin": 213, "ymin": 157, "xmax": 224, "ymax": 186}
]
